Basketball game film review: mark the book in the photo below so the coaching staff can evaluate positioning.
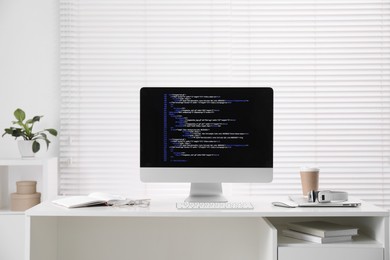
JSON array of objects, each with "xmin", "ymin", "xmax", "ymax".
[
  {"xmin": 52, "ymin": 192, "xmax": 127, "ymax": 208},
  {"xmin": 287, "ymin": 221, "xmax": 358, "ymax": 237},
  {"xmin": 282, "ymin": 229, "xmax": 353, "ymax": 244}
]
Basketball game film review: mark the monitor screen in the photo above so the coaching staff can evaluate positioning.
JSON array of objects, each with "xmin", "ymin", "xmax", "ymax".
[{"xmin": 141, "ymin": 87, "xmax": 273, "ymax": 168}]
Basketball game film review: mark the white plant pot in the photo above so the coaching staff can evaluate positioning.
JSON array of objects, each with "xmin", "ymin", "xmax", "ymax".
[{"xmin": 17, "ymin": 140, "xmax": 35, "ymax": 158}]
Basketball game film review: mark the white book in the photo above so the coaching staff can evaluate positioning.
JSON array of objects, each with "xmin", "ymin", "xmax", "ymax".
[
  {"xmin": 52, "ymin": 192, "xmax": 127, "ymax": 208},
  {"xmin": 282, "ymin": 229, "xmax": 353, "ymax": 244},
  {"xmin": 287, "ymin": 221, "xmax": 359, "ymax": 237}
]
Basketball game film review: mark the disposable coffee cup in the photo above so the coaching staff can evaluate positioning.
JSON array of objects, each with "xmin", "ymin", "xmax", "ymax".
[{"xmin": 300, "ymin": 167, "xmax": 319, "ymax": 197}]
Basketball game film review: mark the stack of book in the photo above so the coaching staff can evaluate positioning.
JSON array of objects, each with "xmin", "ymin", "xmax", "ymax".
[{"xmin": 282, "ymin": 221, "xmax": 359, "ymax": 244}]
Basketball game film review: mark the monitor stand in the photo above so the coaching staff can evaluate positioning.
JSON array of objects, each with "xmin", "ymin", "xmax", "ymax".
[{"xmin": 185, "ymin": 183, "xmax": 228, "ymax": 202}]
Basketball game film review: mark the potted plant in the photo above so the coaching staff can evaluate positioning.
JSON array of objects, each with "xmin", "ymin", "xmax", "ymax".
[{"xmin": 2, "ymin": 108, "xmax": 58, "ymax": 158}]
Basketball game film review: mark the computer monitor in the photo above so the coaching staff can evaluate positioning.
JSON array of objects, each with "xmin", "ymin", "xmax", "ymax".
[{"xmin": 140, "ymin": 87, "xmax": 273, "ymax": 202}]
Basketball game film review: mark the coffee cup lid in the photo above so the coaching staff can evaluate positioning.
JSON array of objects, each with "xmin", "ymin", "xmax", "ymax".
[{"xmin": 300, "ymin": 167, "xmax": 320, "ymax": 172}]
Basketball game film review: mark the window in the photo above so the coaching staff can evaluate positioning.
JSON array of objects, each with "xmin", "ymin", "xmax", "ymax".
[{"xmin": 59, "ymin": 0, "xmax": 390, "ymax": 207}]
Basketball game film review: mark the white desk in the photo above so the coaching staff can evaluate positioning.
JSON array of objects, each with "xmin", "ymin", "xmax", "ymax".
[{"xmin": 25, "ymin": 197, "xmax": 389, "ymax": 260}]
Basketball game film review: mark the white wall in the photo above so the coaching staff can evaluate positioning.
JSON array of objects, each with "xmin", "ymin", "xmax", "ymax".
[{"xmin": 0, "ymin": 0, "xmax": 59, "ymax": 158}]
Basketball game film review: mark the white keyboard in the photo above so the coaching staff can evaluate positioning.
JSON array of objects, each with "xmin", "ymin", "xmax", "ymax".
[{"xmin": 176, "ymin": 202, "xmax": 254, "ymax": 210}]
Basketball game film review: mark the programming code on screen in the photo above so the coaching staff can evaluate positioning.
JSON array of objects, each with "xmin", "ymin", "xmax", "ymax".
[
  {"xmin": 141, "ymin": 88, "xmax": 273, "ymax": 167},
  {"xmin": 163, "ymin": 94, "xmax": 250, "ymax": 163}
]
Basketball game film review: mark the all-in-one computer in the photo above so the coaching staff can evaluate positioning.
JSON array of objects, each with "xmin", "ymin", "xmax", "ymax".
[{"xmin": 140, "ymin": 87, "xmax": 273, "ymax": 203}]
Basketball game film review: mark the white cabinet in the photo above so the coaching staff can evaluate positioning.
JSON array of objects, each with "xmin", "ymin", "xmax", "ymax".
[{"xmin": 0, "ymin": 158, "xmax": 57, "ymax": 260}]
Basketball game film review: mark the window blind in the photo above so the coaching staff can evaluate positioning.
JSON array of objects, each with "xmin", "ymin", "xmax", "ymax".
[{"xmin": 59, "ymin": 0, "xmax": 390, "ymax": 207}]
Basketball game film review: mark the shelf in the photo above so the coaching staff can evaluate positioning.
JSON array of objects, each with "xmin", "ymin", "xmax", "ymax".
[
  {"xmin": 0, "ymin": 208, "xmax": 25, "ymax": 216},
  {"xmin": 0, "ymin": 157, "xmax": 58, "ymax": 211},
  {"xmin": 0, "ymin": 158, "xmax": 51, "ymax": 166},
  {"xmin": 278, "ymin": 232, "xmax": 383, "ymax": 248}
]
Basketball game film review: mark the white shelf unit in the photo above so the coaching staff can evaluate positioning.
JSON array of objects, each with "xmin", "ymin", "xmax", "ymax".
[
  {"xmin": 0, "ymin": 157, "xmax": 58, "ymax": 260},
  {"xmin": 0, "ymin": 157, "xmax": 58, "ymax": 213}
]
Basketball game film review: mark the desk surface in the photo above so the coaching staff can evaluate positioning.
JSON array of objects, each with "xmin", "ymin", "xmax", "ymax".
[{"xmin": 26, "ymin": 196, "xmax": 389, "ymax": 217}]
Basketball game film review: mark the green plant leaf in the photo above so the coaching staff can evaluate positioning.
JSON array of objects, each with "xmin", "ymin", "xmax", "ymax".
[
  {"xmin": 32, "ymin": 137, "xmax": 50, "ymax": 150},
  {"xmin": 46, "ymin": 129, "xmax": 58, "ymax": 136},
  {"xmin": 2, "ymin": 128, "xmax": 13, "ymax": 137},
  {"xmin": 2, "ymin": 127, "xmax": 28, "ymax": 140},
  {"xmin": 11, "ymin": 128, "xmax": 24, "ymax": 138},
  {"xmin": 32, "ymin": 141, "xmax": 40, "ymax": 153},
  {"xmin": 44, "ymin": 139, "xmax": 51, "ymax": 150},
  {"xmin": 32, "ymin": 116, "xmax": 42, "ymax": 123},
  {"xmin": 33, "ymin": 116, "xmax": 43, "ymax": 122},
  {"xmin": 14, "ymin": 108, "xmax": 25, "ymax": 122}
]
